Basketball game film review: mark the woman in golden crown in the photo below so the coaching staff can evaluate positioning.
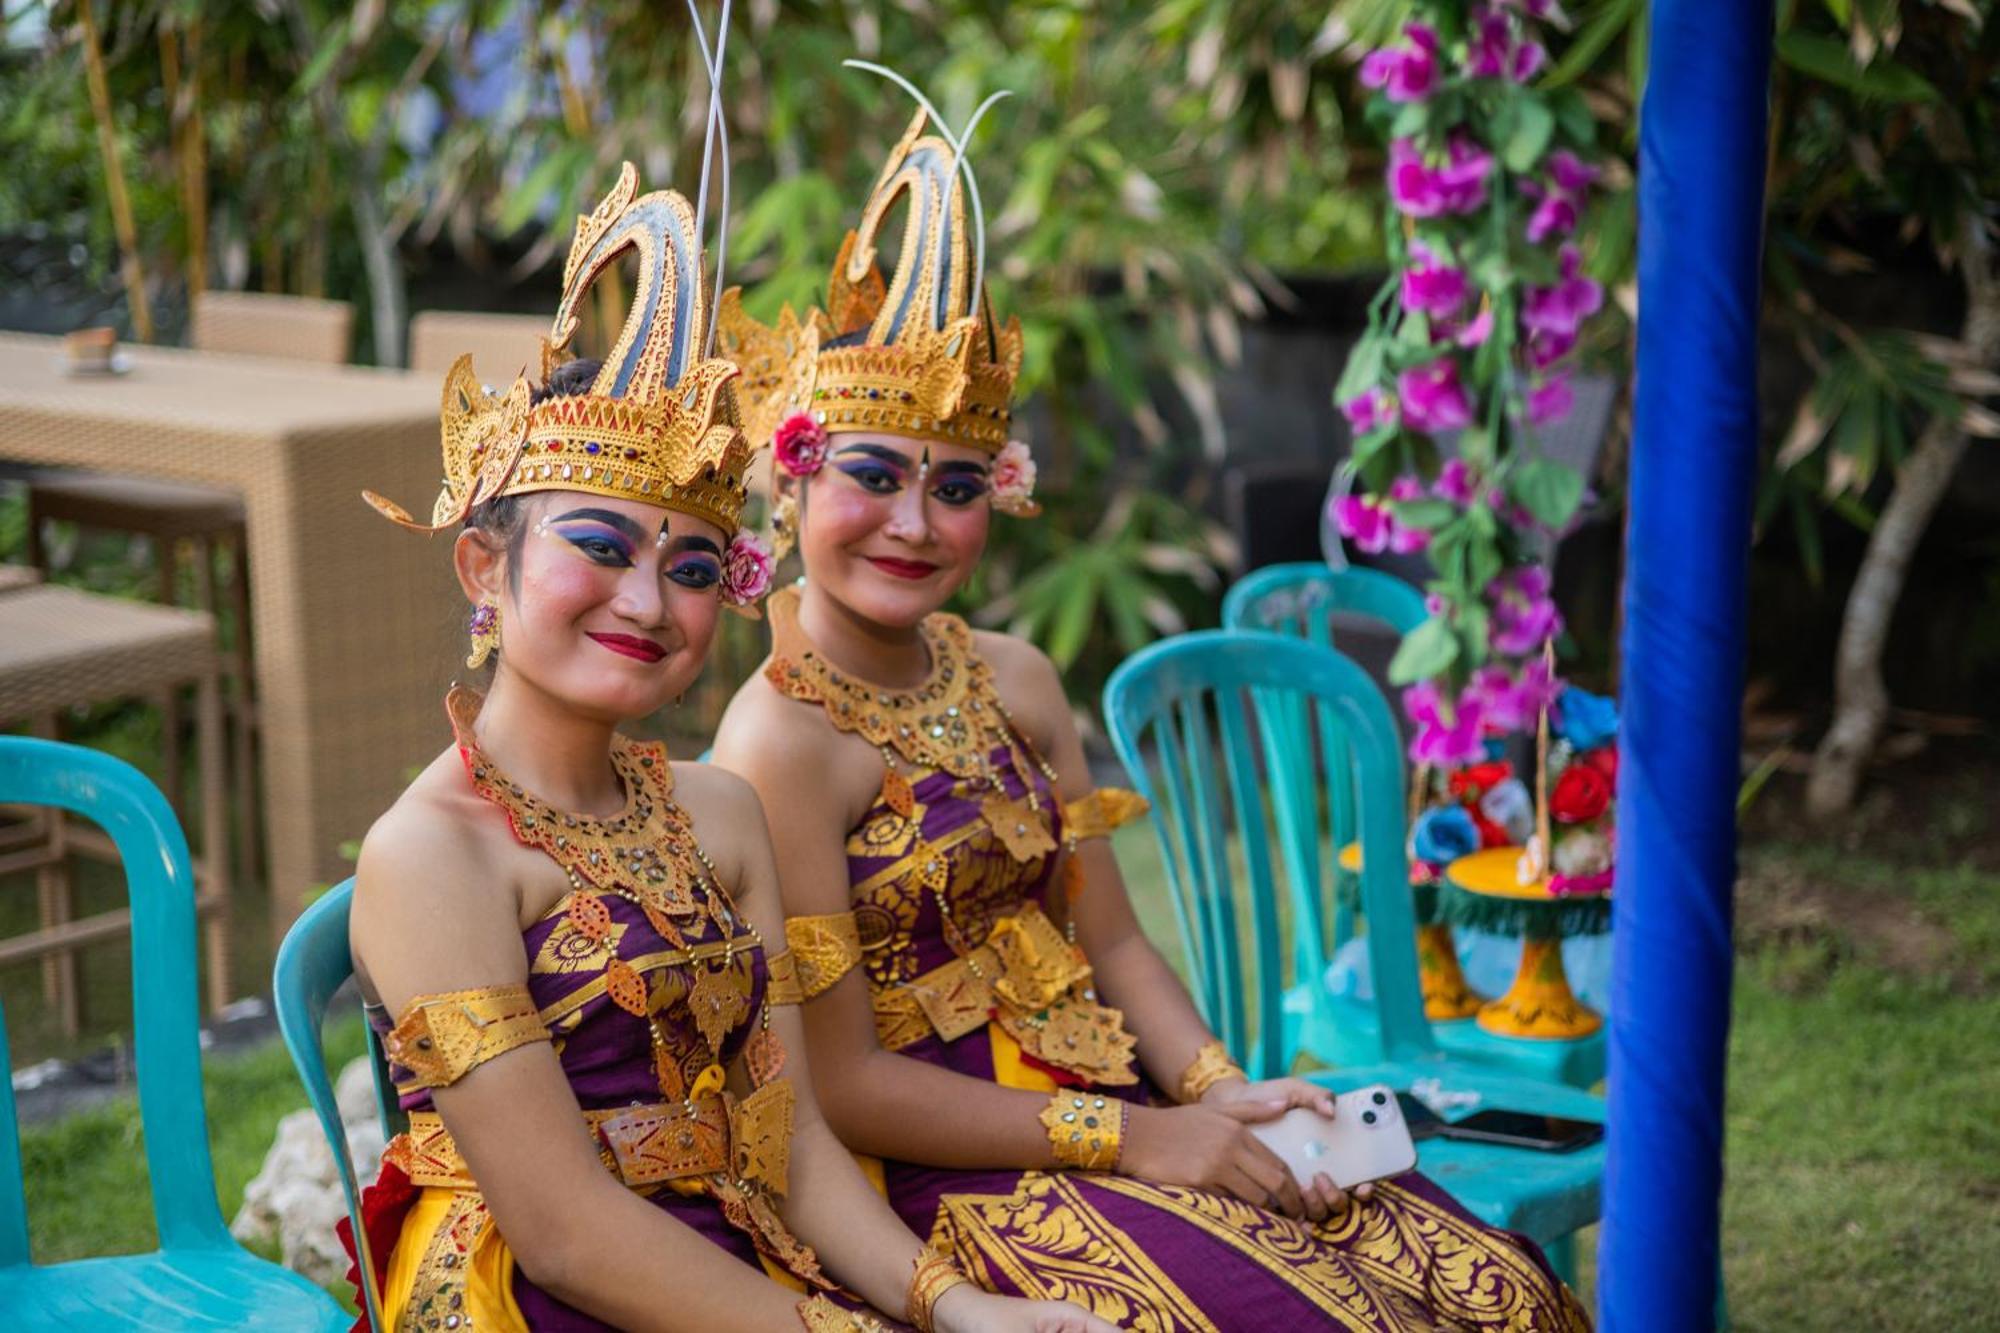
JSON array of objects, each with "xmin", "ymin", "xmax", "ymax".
[
  {"xmin": 712, "ymin": 68, "xmax": 1592, "ymax": 1330},
  {"xmin": 340, "ymin": 19, "xmax": 1119, "ymax": 1331}
]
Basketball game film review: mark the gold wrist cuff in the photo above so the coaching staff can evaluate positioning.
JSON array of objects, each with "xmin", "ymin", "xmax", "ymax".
[
  {"xmin": 907, "ymin": 1247, "xmax": 972, "ymax": 1333},
  {"xmin": 1061, "ymin": 787, "xmax": 1150, "ymax": 841},
  {"xmin": 1177, "ymin": 1039, "xmax": 1247, "ymax": 1104},
  {"xmin": 1039, "ymin": 1089, "xmax": 1126, "ymax": 1172},
  {"xmin": 796, "ymin": 1294, "xmax": 889, "ymax": 1332}
]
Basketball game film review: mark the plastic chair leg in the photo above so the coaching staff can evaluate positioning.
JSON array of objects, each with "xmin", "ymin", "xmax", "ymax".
[{"xmin": 1545, "ymin": 1232, "xmax": 1578, "ymax": 1288}]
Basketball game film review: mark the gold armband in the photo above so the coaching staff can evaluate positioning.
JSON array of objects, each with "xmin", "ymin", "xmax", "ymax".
[
  {"xmin": 1062, "ymin": 787, "xmax": 1150, "ymax": 841},
  {"xmin": 764, "ymin": 948, "xmax": 805, "ymax": 1006},
  {"xmin": 1177, "ymin": 1039, "xmax": 1247, "ymax": 1104},
  {"xmin": 1039, "ymin": 1089, "xmax": 1127, "ymax": 1172},
  {"xmin": 796, "ymin": 1295, "xmax": 889, "ymax": 1332},
  {"xmin": 385, "ymin": 984, "xmax": 549, "ymax": 1095},
  {"xmin": 784, "ymin": 912, "xmax": 864, "ymax": 999},
  {"xmin": 907, "ymin": 1247, "xmax": 972, "ymax": 1333}
]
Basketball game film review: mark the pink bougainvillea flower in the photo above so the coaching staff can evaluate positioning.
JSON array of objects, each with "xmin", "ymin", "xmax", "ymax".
[
  {"xmin": 1523, "ymin": 246, "xmax": 1606, "ymax": 339},
  {"xmin": 1332, "ymin": 494, "xmax": 1393, "ymax": 553},
  {"xmin": 1465, "ymin": 6, "xmax": 1543, "ymax": 81},
  {"xmin": 772, "ymin": 411, "xmax": 829, "ymax": 477},
  {"xmin": 1449, "ymin": 305, "xmax": 1495, "ymax": 348},
  {"xmin": 1463, "ymin": 658, "xmax": 1559, "ymax": 733},
  {"xmin": 1487, "ymin": 564, "xmax": 1563, "ymax": 654},
  {"xmin": 1389, "ymin": 522, "xmax": 1431, "ymax": 554},
  {"xmin": 1398, "ymin": 358, "xmax": 1477, "ymax": 432},
  {"xmin": 1527, "ymin": 326, "xmax": 1578, "ymax": 371},
  {"xmin": 1360, "ymin": 22, "xmax": 1439, "ymax": 103},
  {"xmin": 1389, "ymin": 474, "xmax": 1426, "ymax": 502},
  {"xmin": 1342, "ymin": 387, "xmax": 1399, "ymax": 434},
  {"xmin": 1404, "ymin": 679, "xmax": 1489, "ymax": 768},
  {"xmin": 1527, "ymin": 373, "xmax": 1575, "ymax": 426},
  {"xmin": 721, "ymin": 530, "xmax": 775, "ymax": 606},
  {"xmin": 1434, "ymin": 458, "xmax": 1477, "ymax": 505},
  {"xmin": 1525, "ymin": 151, "xmax": 1601, "ymax": 243},
  {"xmin": 1388, "ymin": 136, "xmax": 1492, "ymax": 218},
  {"xmin": 1401, "ymin": 251, "xmax": 1470, "ymax": 319}
]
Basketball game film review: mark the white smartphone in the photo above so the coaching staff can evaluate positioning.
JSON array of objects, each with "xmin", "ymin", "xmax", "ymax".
[{"xmin": 1249, "ymin": 1084, "xmax": 1419, "ymax": 1192}]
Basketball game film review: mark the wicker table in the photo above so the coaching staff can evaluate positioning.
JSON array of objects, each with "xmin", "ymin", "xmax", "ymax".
[{"xmin": 0, "ymin": 333, "xmax": 458, "ymax": 927}]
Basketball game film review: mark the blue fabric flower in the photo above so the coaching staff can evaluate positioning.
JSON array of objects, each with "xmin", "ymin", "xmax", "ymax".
[
  {"xmin": 1553, "ymin": 685, "xmax": 1619, "ymax": 750},
  {"xmin": 1410, "ymin": 805, "xmax": 1480, "ymax": 867}
]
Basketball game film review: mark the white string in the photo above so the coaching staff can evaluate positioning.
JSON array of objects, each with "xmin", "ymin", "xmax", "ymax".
[
  {"xmin": 684, "ymin": 0, "xmax": 733, "ymax": 355},
  {"xmin": 841, "ymin": 59, "xmax": 1010, "ymax": 324}
]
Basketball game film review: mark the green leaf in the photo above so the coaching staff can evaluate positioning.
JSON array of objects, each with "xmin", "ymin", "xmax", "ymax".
[
  {"xmin": 1820, "ymin": 0, "xmax": 1852, "ymax": 23},
  {"xmin": 1389, "ymin": 618, "xmax": 1461, "ymax": 685},
  {"xmin": 1508, "ymin": 458, "xmax": 1588, "ymax": 528},
  {"xmin": 1549, "ymin": 88, "xmax": 1598, "ymax": 147},
  {"xmin": 1774, "ymin": 32, "xmax": 1939, "ymax": 101},
  {"xmin": 1492, "ymin": 94, "xmax": 1556, "ymax": 173},
  {"xmin": 1335, "ymin": 335, "xmax": 1386, "ymax": 402},
  {"xmin": 1545, "ymin": 0, "xmax": 1642, "ymax": 88},
  {"xmin": 1351, "ymin": 424, "xmax": 1400, "ymax": 469},
  {"xmin": 1390, "ymin": 498, "xmax": 1459, "ymax": 531}
]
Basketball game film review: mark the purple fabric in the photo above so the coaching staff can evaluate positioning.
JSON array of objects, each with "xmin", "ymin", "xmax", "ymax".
[{"xmin": 850, "ymin": 746, "xmax": 1589, "ymax": 1328}]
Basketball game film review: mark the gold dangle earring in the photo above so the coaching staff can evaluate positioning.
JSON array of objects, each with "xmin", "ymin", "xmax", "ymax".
[
  {"xmin": 771, "ymin": 489, "xmax": 799, "ymax": 560},
  {"xmin": 466, "ymin": 601, "xmax": 500, "ymax": 669}
]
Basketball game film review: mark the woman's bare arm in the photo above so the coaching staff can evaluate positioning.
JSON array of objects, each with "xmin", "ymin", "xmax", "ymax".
[{"xmin": 350, "ymin": 807, "xmax": 808, "ymax": 1333}]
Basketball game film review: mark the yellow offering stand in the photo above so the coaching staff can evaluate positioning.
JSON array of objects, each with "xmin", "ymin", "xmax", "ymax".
[
  {"xmin": 1441, "ymin": 847, "xmax": 1612, "ymax": 1040},
  {"xmin": 1337, "ymin": 842, "xmax": 1483, "ymax": 1021}
]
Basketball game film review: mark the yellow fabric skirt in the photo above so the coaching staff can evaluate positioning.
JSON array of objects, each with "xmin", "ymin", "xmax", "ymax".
[{"xmin": 381, "ymin": 1187, "xmax": 527, "ymax": 1332}]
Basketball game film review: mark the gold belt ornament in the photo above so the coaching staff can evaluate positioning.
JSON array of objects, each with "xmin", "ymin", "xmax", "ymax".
[
  {"xmin": 873, "ymin": 904, "xmax": 1138, "ymax": 1085},
  {"xmin": 392, "ymin": 1081, "xmax": 794, "ymax": 1197}
]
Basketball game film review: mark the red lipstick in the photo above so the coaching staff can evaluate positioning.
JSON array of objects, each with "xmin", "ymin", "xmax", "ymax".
[
  {"xmin": 586, "ymin": 632, "xmax": 667, "ymax": 663},
  {"xmin": 867, "ymin": 556, "xmax": 939, "ymax": 580}
]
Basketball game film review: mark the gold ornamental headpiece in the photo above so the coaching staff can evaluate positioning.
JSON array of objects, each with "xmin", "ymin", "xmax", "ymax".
[
  {"xmin": 719, "ymin": 66, "xmax": 1023, "ymax": 461},
  {"xmin": 365, "ymin": 7, "xmax": 753, "ymax": 537}
]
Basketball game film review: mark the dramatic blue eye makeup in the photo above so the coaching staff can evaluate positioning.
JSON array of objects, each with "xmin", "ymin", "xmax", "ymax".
[
  {"xmin": 545, "ymin": 507, "xmax": 645, "ymax": 567},
  {"xmin": 664, "ymin": 536, "xmax": 723, "ymax": 590},
  {"xmin": 832, "ymin": 444, "xmax": 912, "ymax": 497},
  {"xmin": 931, "ymin": 460, "xmax": 990, "ymax": 507}
]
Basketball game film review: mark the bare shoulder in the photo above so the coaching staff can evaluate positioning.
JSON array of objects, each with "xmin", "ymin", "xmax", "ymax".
[
  {"xmin": 355, "ymin": 747, "xmax": 496, "ymax": 895},
  {"xmin": 972, "ymin": 629, "xmax": 1069, "ymax": 741},
  {"xmin": 713, "ymin": 659, "xmax": 879, "ymax": 833}
]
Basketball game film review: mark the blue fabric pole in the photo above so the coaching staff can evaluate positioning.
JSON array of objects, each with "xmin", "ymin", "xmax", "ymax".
[{"xmin": 1603, "ymin": 3, "xmax": 1772, "ymax": 1327}]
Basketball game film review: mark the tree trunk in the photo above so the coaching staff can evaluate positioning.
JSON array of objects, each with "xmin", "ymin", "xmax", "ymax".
[
  {"xmin": 1805, "ymin": 225, "xmax": 2000, "ymax": 818},
  {"xmin": 352, "ymin": 183, "xmax": 406, "ymax": 367}
]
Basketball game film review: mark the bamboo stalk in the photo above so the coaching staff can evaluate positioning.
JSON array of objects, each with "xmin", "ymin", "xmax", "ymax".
[{"xmin": 78, "ymin": 0, "xmax": 154, "ymax": 341}]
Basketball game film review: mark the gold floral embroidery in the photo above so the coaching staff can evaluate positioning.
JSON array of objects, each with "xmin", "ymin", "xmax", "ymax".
[
  {"xmin": 765, "ymin": 948, "xmax": 805, "ymax": 1005},
  {"xmin": 397, "ymin": 1190, "xmax": 491, "ymax": 1332},
  {"xmin": 386, "ymin": 985, "xmax": 549, "ymax": 1095},
  {"xmin": 931, "ymin": 1173, "xmax": 1216, "ymax": 1333},
  {"xmin": 531, "ymin": 910, "xmax": 627, "ymax": 974},
  {"xmin": 796, "ymin": 1294, "xmax": 889, "ymax": 1331},
  {"xmin": 785, "ymin": 912, "xmax": 865, "ymax": 998}
]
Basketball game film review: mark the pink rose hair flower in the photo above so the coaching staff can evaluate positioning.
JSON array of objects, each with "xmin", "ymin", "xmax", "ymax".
[
  {"xmin": 772, "ymin": 411, "xmax": 829, "ymax": 478},
  {"xmin": 990, "ymin": 439, "xmax": 1041, "ymax": 517},
  {"xmin": 721, "ymin": 530, "xmax": 775, "ymax": 607},
  {"xmin": 1397, "ymin": 357, "xmax": 1477, "ymax": 432},
  {"xmin": 1360, "ymin": 22, "xmax": 1440, "ymax": 103}
]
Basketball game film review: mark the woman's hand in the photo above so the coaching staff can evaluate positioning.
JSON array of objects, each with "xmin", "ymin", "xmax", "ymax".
[
  {"xmin": 1197, "ymin": 1078, "xmax": 1375, "ymax": 1224},
  {"xmin": 1118, "ymin": 1099, "xmax": 1310, "ymax": 1218},
  {"xmin": 933, "ymin": 1285, "xmax": 1119, "ymax": 1333}
]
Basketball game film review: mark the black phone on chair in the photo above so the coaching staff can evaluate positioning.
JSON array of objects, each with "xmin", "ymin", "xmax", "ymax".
[{"xmin": 1435, "ymin": 1108, "xmax": 1603, "ymax": 1152}]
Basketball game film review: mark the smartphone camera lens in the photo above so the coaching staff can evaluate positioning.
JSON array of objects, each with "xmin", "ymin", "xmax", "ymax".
[
  {"xmin": 1371, "ymin": 1091, "xmax": 1387, "ymax": 1106},
  {"xmin": 1362, "ymin": 1110, "xmax": 1378, "ymax": 1125}
]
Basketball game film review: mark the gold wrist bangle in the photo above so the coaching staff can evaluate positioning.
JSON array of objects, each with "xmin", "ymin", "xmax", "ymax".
[
  {"xmin": 1177, "ymin": 1040, "xmax": 1247, "ymax": 1104},
  {"xmin": 906, "ymin": 1247, "xmax": 972, "ymax": 1333},
  {"xmin": 1039, "ymin": 1089, "xmax": 1126, "ymax": 1171}
]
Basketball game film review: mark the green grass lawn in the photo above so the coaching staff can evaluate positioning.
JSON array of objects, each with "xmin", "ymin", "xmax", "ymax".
[{"xmin": 15, "ymin": 831, "xmax": 2000, "ymax": 1326}]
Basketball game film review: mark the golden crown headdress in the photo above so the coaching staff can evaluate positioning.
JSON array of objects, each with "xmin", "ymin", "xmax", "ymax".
[
  {"xmin": 719, "ymin": 65, "xmax": 1023, "ymax": 459},
  {"xmin": 365, "ymin": 9, "xmax": 752, "ymax": 537}
]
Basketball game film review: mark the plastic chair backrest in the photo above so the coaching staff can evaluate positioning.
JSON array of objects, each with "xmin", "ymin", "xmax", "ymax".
[
  {"xmin": 0, "ymin": 737, "xmax": 232, "ymax": 1265},
  {"xmin": 1104, "ymin": 630, "xmax": 1437, "ymax": 1078},
  {"xmin": 1221, "ymin": 564, "xmax": 1428, "ymax": 979},
  {"xmin": 272, "ymin": 878, "xmax": 392, "ymax": 1329}
]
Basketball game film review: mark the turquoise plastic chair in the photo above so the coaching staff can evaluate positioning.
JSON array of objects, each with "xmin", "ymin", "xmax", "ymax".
[
  {"xmin": 1222, "ymin": 563, "xmax": 1608, "ymax": 1089},
  {"xmin": 1103, "ymin": 631, "xmax": 1603, "ymax": 1279},
  {"xmin": 0, "ymin": 737, "xmax": 348, "ymax": 1329},
  {"xmin": 272, "ymin": 877, "xmax": 395, "ymax": 1331}
]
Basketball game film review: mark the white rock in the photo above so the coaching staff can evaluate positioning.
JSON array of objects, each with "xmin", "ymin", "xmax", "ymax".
[{"xmin": 231, "ymin": 1055, "xmax": 389, "ymax": 1286}]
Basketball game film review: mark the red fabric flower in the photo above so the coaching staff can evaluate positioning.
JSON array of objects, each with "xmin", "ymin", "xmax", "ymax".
[
  {"xmin": 338, "ymin": 1158, "xmax": 418, "ymax": 1333},
  {"xmin": 1467, "ymin": 804, "xmax": 1512, "ymax": 849},
  {"xmin": 1583, "ymin": 744, "xmax": 1618, "ymax": 791},
  {"xmin": 1447, "ymin": 760, "xmax": 1514, "ymax": 800},
  {"xmin": 1550, "ymin": 763, "xmax": 1611, "ymax": 824}
]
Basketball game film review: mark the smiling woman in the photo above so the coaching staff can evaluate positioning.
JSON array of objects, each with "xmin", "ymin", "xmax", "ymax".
[{"xmin": 334, "ymin": 139, "xmax": 1106, "ymax": 1333}]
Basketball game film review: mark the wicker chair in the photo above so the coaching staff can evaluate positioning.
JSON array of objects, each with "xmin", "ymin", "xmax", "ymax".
[
  {"xmin": 0, "ymin": 585, "xmax": 232, "ymax": 1033},
  {"xmin": 17, "ymin": 292, "xmax": 351, "ymax": 887},
  {"xmin": 407, "ymin": 309, "xmax": 548, "ymax": 379}
]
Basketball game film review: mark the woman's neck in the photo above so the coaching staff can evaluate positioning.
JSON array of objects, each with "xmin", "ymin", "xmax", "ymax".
[
  {"xmin": 470, "ymin": 668, "xmax": 625, "ymax": 818},
  {"xmin": 794, "ymin": 579, "xmax": 934, "ymax": 691}
]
